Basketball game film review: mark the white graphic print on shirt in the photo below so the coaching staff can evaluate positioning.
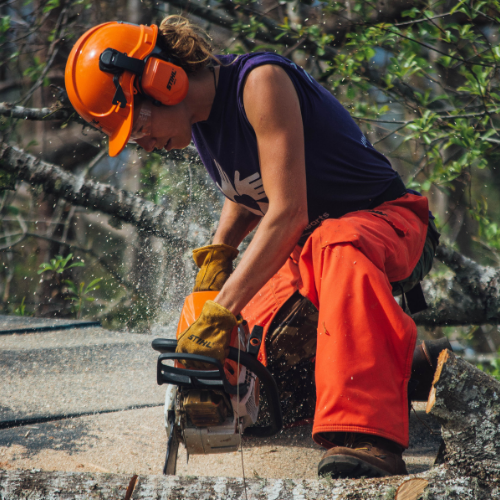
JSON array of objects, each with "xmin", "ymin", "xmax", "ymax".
[{"xmin": 214, "ymin": 159, "xmax": 269, "ymax": 215}]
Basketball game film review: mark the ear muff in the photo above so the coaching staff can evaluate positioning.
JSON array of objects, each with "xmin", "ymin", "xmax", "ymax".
[
  {"xmin": 98, "ymin": 46, "xmax": 189, "ymax": 107},
  {"xmin": 141, "ymin": 57, "xmax": 189, "ymax": 106}
]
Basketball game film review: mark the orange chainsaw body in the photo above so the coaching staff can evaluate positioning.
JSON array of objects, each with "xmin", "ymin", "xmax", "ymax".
[{"xmin": 175, "ymin": 291, "xmax": 248, "ymax": 386}]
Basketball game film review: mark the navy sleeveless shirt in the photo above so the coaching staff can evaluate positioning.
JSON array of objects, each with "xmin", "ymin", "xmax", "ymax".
[{"xmin": 191, "ymin": 53, "xmax": 398, "ymax": 244}]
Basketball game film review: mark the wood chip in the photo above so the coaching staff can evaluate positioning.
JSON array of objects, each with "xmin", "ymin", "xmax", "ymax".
[
  {"xmin": 124, "ymin": 474, "xmax": 138, "ymax": 500},
  {"xmin": 395, "ymin": 478, "xmax": 429, "ymax": 500}
]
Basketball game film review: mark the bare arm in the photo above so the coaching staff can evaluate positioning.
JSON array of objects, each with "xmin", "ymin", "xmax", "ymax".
[
  {"xmin": 212, "ymin": 198, "xmax": 261, "ymax": 248},
  {"xmin": 215, "ymin": 64, "xmax": 308, "ymax": 315}
]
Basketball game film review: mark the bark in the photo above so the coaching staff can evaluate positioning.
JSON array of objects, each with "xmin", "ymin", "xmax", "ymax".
[
  {"xmin": 0, "ymin": 466, "xmax": 496, "ymax": 499},
  {"xmin": 0, "ymin": 103, "xmax": 76, "ymax": 122},
  {"xmin": 0, "ymin": 143, "xmax": 208, "ymax": 247},
  {"xmin": 414, "ymin": 245, "xmax": 500, "ymax": 326},
  {"xmin": 427, "ymin": 349, "xmax": 500, "ymax": 482}
]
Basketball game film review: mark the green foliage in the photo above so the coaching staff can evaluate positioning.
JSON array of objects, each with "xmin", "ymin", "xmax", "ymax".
[
  {"xmin": 479, "ymin": 357, "xmax": 500, "ymax": 382},
  {"xmin": 23, "ymin": 56, "xmax": 48, "ymax": 85},
  {"xmin": 63, "ymin": 278, "xmax": 103, "ymax": 319},
  {"xmin": 0, "ymin": 170, "xmax": 17, "ymax": 192},
  {"xmin": 42, "ymin": 0, "xmax": 60, "ymax": 14},
  {"xmin": 14, "ymin": 297, "xmax": 28, "ymax": 316},
  {"xmin": 0, "ymin": 15, "xmax": 10, "ymax": 44},
  {"xmin": 37, "ymin": 253, "xmax": 85, "ymax": 275},
  {"xmin": 37, "ymin": 253, "xmax": 104, "ymax": 319}
]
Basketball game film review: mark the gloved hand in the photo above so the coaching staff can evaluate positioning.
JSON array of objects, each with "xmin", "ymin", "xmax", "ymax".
[
  {"xmin": 176, "ymin": 300, "xmax": 238, "ymax": 369},
  {"xmin": 192, "ymin": 244, "xmax": 239, "ymax": 292}
]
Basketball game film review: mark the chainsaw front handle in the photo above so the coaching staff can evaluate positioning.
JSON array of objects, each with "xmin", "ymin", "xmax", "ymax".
[
  {"xmin": 156, "ymin": 351, "xmax": 251, "ymax": 397},
  {"xmin": 153, "ymin": 338, "xmax": 283, "ymax": 438}
]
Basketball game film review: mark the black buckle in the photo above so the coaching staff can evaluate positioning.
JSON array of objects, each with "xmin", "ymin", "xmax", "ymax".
[
  {"xmin": 99, "ymin": 48, "xmax": 146, "ymax": 109},
  {"xmin": 111, "ymin": 75, "xmax": 127, "ymax": 108},
  {"xmin": 247, "ymin": 325, "xmax": 263, "ymax": 357}
]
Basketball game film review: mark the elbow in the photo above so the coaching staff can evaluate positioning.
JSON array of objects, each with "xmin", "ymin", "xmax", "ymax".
[
  {"xmin": 266, "ymin": 204, "xmax": 308, "ymax": 239},
  {"xmin": 290, "ymin": 208, "xmax": 309, "ymax": 238},
  {"xmin": 297, "ymin": 213, "xmax": 309, "ymax": 233}
]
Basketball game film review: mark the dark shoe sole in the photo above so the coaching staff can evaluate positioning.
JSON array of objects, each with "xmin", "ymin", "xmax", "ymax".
[{"xmin": 318, "ymin": 454, "xmax": 391, "ymax": 479}]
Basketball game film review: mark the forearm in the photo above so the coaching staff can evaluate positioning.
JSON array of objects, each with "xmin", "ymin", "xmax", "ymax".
[
  {"xmin": 212, "ymin": 198, "xmax": 261, "ymax": 248},
  {"xmin": 215, "ymin": 207, "xmax": 307, "ymax": 315}
]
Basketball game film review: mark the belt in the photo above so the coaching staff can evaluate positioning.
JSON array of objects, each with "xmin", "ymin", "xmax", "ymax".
[{"xmin": 368, "ymin": 174, "xmax": 407, "ymax": 209}]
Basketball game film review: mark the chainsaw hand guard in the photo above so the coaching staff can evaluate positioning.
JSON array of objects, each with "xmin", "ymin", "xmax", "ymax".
[{"xmin": 154, "ymin": 339, "xmax": 283, "ymax": 438}]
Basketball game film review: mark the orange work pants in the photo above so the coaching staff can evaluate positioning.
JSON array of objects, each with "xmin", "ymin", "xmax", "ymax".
[{"xmin": 242, "ymin": 193, "xmax": 429, "ymax": 448}]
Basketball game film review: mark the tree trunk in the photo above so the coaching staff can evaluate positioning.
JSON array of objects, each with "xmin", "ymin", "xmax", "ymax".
[
  {"xmin": 427, "ymin": 349, "xmax": 500, "ymax": 482},
  {"xmin": 0, "ymin": 464, "xmax": 496, "ymax": 499}
]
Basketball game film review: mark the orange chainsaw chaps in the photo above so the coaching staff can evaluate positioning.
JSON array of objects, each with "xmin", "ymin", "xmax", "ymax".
[
  {"xmin": 244, "ymin": 193, "xmax": 430, "ymax": 448},
  {"xmin": 175, "ymin": 291, "xmax": 243, "ymax": 386}
]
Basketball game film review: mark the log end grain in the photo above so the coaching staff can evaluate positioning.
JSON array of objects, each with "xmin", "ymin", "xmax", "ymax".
[{"xmin": 426, "ymin": 349, "xmax": 450, "ymax": 414}]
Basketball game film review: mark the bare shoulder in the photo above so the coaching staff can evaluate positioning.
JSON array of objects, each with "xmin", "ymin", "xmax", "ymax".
[
  {"xmin": 242, "ymin": 64, "xmax": 300, "ymax": 130},
  {"xmin": 243, "ymin": 64, "xmax": 292, "ymax": 99},
  {"xmin": 244, "ymin": 63, "xmax": 290, "ymax": 87}
]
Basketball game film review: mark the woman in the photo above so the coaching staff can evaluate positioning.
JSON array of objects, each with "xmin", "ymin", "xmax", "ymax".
[{"xmin": 65, "ymin": 16, "xmax": 433, "ymax": 478}]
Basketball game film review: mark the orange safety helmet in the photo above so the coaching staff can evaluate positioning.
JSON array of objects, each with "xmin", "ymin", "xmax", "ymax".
[{"xmin": 65, "ymin": 21, "xmax": 189, "ymax": 157}]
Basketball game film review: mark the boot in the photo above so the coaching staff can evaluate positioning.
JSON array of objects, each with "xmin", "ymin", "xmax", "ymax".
[{"xmin": 318, "ymin": 433, "xmax": 408, "ymax": 479}]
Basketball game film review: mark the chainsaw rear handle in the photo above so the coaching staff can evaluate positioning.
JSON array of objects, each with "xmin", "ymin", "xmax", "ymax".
[{"xmin": 153, "ymin": 338, "xmax": 283, "ymax": 438}]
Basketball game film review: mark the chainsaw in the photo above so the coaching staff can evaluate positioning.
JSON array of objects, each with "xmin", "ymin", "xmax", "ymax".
[{"xmin": 152, "ymin": 291, "xmax": 283, "ymax": 475}]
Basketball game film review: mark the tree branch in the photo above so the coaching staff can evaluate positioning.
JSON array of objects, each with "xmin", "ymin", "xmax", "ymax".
[
  {"xmin": 414, "ymin": 244, "xmax": 500, "ymax": 326},
  {"xmin": 0, "ymin": 102, "xmax": 77, "ymax": 122},
  {"xmin": 0, "ymin": 143, "xmax": 208, "ymax": 246}
]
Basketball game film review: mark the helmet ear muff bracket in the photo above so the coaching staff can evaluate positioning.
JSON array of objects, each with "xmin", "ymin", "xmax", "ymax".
[
  {"xmin": 99, "ymin": 45, "xmax": 189, "ymax": 109},
  {"xmin": 99, "ymin": 48, "xmax": 147, "ymax": 108}
]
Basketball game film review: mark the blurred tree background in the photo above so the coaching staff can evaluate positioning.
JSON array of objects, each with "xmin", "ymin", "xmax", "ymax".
[{"xmin": 2, "ymin": 0, "xmax": 500, "ymax": 368}]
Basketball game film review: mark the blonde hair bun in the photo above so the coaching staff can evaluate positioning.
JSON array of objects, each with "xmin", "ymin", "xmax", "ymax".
[{"xmin": 158, "ymin": 15, "xmax": 217, "ymax": 73}]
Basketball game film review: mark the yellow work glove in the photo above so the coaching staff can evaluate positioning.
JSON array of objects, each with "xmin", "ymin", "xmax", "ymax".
[
  {"xmin": 192, "ymin": 244, "xmax": 239, "ymax": 292},
  {"xmin": 176, "ymin": 300, "xmax": 237, "ymax": 369}
]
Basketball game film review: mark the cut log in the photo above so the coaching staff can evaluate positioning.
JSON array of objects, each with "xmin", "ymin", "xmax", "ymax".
[
  {"xmin": 0, "ymin": 467, "xmax": 495, "ymax": 499},
  {"xmin": 426, "ymin": 349, "xmax": 500, "ymax": 481}
]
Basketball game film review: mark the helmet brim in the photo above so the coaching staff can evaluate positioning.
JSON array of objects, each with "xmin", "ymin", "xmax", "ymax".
[
  {"xmin": 108, "ymin": 79, "xmax": 135, "ymax": 157},
  {"xmin": 109, "ymin": 110, "xmax": 133, "ymax": 157}
]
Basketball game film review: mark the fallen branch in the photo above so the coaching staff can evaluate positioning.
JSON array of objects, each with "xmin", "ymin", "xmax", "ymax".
[
  {"xmin": 0, "ymin": 102, "xmax": 76, "ymax": 122},
  {"xmin": 0, "ymin": 143, "xmax": 208, "ymax": 246},
  {"xmin": 414, "ymin": 247, "xmax": 500, "ymax": 326},
  {"xmin": 0, "ymin": 466, "xmax": 491, "ymax": 499}
]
